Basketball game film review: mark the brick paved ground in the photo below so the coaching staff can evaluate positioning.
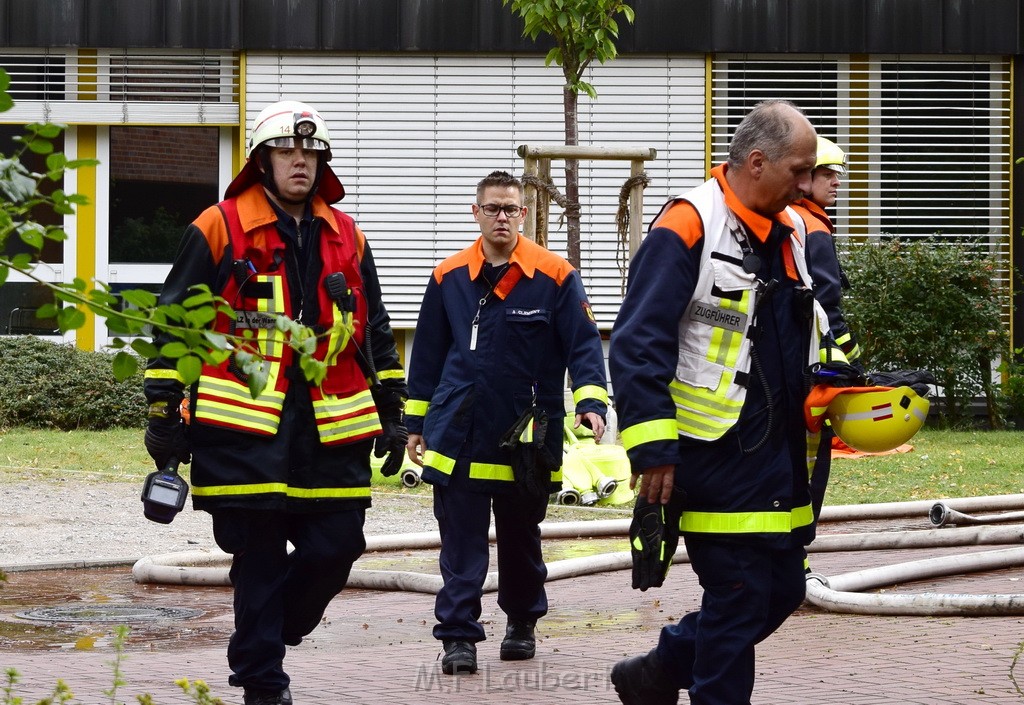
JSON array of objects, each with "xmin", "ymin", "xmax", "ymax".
[{"xmin": 3, "ymin": 533, "xmax": 1024, "ymax": 704}]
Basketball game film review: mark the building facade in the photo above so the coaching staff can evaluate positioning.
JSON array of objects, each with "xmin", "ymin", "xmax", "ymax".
[{"xmin": 1, "ymin": 0, "xmax": 1021, "ymax": 357}]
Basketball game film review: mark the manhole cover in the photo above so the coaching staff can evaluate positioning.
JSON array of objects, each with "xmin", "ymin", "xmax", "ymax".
[{"xmin": 15, "ymin": 605, "xmax": 204, "ymax": 623}]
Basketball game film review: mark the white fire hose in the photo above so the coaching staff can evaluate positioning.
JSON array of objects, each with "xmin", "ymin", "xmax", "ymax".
[{"xmin": 132, "ymin": 494, "xmax": 1024, "ymax": 614}]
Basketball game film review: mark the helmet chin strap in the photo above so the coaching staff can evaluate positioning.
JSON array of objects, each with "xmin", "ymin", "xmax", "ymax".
[{"xmin": 257, "ymin": 149, "xmax": 328, "ymax": 206}]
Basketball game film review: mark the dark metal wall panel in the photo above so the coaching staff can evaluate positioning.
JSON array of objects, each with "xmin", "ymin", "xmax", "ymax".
[
  {"xmin": 164, "ymin": 0, "xmax": 241, "ymax": 49},
  {"xmin": 320, "ymin": 0, "xmax": 400, "ymax": 51},
  {"xmin": 398, "ymin": 0, "xmax": 475, "ymax": 52},
  {"xmin": 242, "ymin": 0, "xmax": 320, "ymax": 50},
  {"xmin": 475, "ymin": 0, "xmax": 543, "ymax": 53},
  {"xmin": 5, "ymin": 0, "xmax": 88, "ymax": 47},
  {"xmin": 394, "ymin": 0, "xmax": 544, "ymax": 53},
  {"xmin": 942, "ymin": 0, "xmax": 1020, "ymax": 55},
  {"xmin": 618, "ymin": 0, "xmax": 711, "ymax": 53},
  {"xmin": 710, "ymin": 0, "xmax": 789, "ymax": 53},
  {"xmin": 87, "ymin": 0, "xmax": 164, "ymax": 47},
  {"xmin": 0, "ymin": 0, "xmax": 1019, "ymax": 54},
  {"xmin": 788, "ymin": 0, "xmax": 865, "ymax": 54},
  {"xmin": 864, "ymin": 0, "xmax": 943, "ymax": 54}
]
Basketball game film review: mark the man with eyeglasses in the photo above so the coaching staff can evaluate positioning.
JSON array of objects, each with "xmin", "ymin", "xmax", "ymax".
[{"xmin": 404, "ymin": 170, "xmax": 609, "ymax": 676}]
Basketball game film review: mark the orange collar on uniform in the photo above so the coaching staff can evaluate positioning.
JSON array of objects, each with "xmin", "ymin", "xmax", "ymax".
[
  {"xmin": 793, "ymin": 197, "xmax": 834, "ymax": 233},
  {"xmin": 711, "ymin": 163, "xmax": 780, "ymax": 243},
  {"xmin": 234, "ymin": 184, "xmax": 341, "ymax": 239},
  {"xmin": 466, "ymin": 235, "xmax": 547, "ymax": 280}
]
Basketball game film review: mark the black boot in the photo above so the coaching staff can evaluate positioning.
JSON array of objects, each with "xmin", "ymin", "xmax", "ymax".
[
  {"xmin": 499, "ymin": 620, "xmax": 536, "ymax": 661},
  {"xmin": 441, "ymin": 640, "xmax": 478, "ymax": 675},
  {"xmin": 243, "ymin": 687, "xmax": 293, "ymax": 705},
  {"xmin": 610, "ymin": 649, "xmax": 679, "ymax": 705}
]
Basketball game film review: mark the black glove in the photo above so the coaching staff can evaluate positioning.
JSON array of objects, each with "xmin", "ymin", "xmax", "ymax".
[
  {"xmin": 144, "ymin": 401, "xmax": 191, "ymax": 470},
  {"xmin": 500, "ymin": 407, "xmax": 558, "ymax": 496},
  {"xmin": 807, "ymin": 360, "xmax": 871, "ymax": 388},
  {"xmin": 630, "ymin": 492, "xmax": 683, "ymax": 591},
  {"xmin": 371, "ymin": 376, "xmax": 409, "ymax": 477},
  {"xmin": 374, "ymin": 414, "xmax": 409, "ymax": 477}
]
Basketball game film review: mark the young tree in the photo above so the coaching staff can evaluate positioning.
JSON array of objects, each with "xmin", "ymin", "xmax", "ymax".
[{"xmin": 503, "ymin": 0, "xmax": 635, "ymax": 270}]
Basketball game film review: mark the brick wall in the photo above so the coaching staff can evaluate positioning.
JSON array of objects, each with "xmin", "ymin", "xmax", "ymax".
[{"xmin": 110, "ymin": 126, "xmax": 219, "ymax": 186}]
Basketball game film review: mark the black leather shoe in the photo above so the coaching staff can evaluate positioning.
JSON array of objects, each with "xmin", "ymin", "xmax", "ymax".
[
  {"xmin": 243, "ymin": 687, "xmax": 293, "ymax": 705},
  {"xmin": 441, "ymin": 640, "xmax": 478, "ymax": 675},
  {"xmin": 499, "ymin": 620, "xmax": 536, "ymax": 661},
  {"xmin": 610, "ymin": 649, "xmax": 678, "ymax": 705}
]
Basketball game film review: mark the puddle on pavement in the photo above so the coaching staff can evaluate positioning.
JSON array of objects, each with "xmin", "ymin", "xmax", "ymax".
[
  {"xmin": 0, "ymin": 567, "xmax": 234, "ymax": 652},
  {"xmin": 0, "ymin": 537, "xmax": 631, "ymax": 652}
]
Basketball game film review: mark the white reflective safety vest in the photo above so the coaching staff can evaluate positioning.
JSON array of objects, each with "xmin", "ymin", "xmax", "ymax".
[{"xmin": 670, "ymin": 178, "xmax": 830, "ymax": 441}]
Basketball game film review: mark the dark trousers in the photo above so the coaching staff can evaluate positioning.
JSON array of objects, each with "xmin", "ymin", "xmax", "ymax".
[
  {"xmin": 656, "ymin": 536, "xmax": 806, "ymax": 705},
  {"xmin": 212, "ymin": 508, "xmax": 366, "ymax": 691},
  {"xmin": 432, "ymin": 481, "xmax": 549, "ymax": 642}
]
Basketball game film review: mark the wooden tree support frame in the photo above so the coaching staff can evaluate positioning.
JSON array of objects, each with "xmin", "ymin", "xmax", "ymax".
[{"xmin": 517, "ymin": 144, "xmax": 658, "ymax": 257}]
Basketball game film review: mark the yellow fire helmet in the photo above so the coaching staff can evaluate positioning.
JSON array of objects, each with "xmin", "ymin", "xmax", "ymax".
[
  {"xmin": 815, "ymin": 136, "xmax": 847, "ymax": 176},
  {"xmin": 826, "ymin": 386, "xmax": 929, "ymax": 453}
]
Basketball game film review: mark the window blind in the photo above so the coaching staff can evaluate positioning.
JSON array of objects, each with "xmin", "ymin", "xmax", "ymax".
[
  {"xmin": 0, "ymin": 49, "xmax": 239, "ymax": 124},
  {"xmin": 710, "ymin": 55, "xmax": 1012, "ymax": 323},
  {"xmin": 246, "ymin": 53, "xmax": 706, "ymax": 327}
]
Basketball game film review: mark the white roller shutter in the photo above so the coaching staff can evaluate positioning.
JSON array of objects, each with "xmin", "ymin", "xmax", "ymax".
[
  {"xmin": 246, "ymin": 53, "xmax": 706, "ymax": 327},
  {"xmin": 0, "ymin": 49, "xmax": 238, "ymax": 125},
  {"xmin": 710, "ymin": 55, "xmax": 1012, "ymax": 323}
]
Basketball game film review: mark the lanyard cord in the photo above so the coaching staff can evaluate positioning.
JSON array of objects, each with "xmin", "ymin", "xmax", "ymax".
[{"xmin": 470, "ymin": 263, "xmax": 510, "ymax": 351}]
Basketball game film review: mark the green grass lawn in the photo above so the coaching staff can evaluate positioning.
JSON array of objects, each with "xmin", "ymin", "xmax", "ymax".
[{"xmin": 1, "ymin": 426, "xmax": 1022, "ymax": 505}]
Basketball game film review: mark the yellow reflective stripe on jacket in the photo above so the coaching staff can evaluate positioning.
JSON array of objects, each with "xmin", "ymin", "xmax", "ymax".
[
  {"xmin": 620, "ymin": 418, "xmax": 678, "ymax": 451},
  {"xmin": 468, "ymin": 463, "xmax": 561, "ymax": 484},
  {"xmin": 312, "ymin": 388, "xmax": 382, "ymax": 444},
  {"xmin": 707, "ymin": 293, "xmax": 748, "ymax": 369},
  {"xmin": 192, "ymin": 482, "xmax": 370, "ymax": 499},
  {"xmin": 287, "ymin": 485, "xmax": 371, "ymax": 499},
  {"xmin": 819, "ymin": 344, "xmax": 849, "ymax": 364},
  {"xmin": 378, "ymin": 368, "xmax": 405, "ymax": 381},
  {"xmin": 421, "ymin": 455, "xmax": 561, "ymax": 485},
  {"xmin": 406, "ymin": 399, "xmax": 429, "ymax": 417},
  {"xmin": 423, "ymin": 450, "xmax": 456, "ymax": 475},
  {"xmin": 145, "ymin": 368, "xmax": 185, "ymax": 383},
  {"xmin": 679, "ymin": 503, "xmax": 814, "ymax": 534},
  {"xmin": 573, "ymin": 384, "xmax": 610, "ymax": 405},
  {"xmin": 195, "ymin": 374, "xmax": 287, "ymax": 435},
  {"xmin": 312, "ymin": 387, "xmax": 376, "ymax": 419},
  {"xmin": 249, "ymin": 273, "xmax": 286, "ymax": 360},
  {"xmin": 317, "ymin": 410, "xmax": 383, "ymax": 443},
  {"xmin": 469, "ymin": 462, "xmax": 514, "ymax": 482},
  {"xmin": 668, "ymin": 376, "xmax": 744, "ymax": 440}
]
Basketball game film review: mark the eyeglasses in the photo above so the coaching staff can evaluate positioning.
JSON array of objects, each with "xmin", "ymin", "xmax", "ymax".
[{"xmin": 478, "ymin": 203, "xmax": 523, "ymax": 218}]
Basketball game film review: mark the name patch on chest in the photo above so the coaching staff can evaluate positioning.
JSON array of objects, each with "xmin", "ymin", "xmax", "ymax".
[
  {"xmin": 687, "ymin": 300, "xmax": 747, "ymax": 333},
  {"xmin": 234, "ymin": 312, "xmax": 278, "ymax": 329},
  {"xmin": 506, "ymin": 307, "xmax": 549, "ymax": 323}
]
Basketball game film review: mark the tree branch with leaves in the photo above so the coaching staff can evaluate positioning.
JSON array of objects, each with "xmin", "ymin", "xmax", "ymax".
[
  {"xmin": 503, "ymin": 0, "xmax": 635, "ymax": 269},
  {"xmin": 0, "ymin": 68, "xmax": 333, "ymax": 398}
]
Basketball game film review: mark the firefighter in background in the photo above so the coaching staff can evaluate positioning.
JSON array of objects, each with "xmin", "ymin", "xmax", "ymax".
[
  {"xmin": 791, "ymin": 136, "xmax": 860, "ymax": 520},
  {"xmin": 405, "ymin": 170, "xmax": 608, "ymax": 676},
  {"xmin": 143, "ymin": 101, "xmax": 407, "ymax": 705},
  {"xmin": 609, "ymin": 100, "xmax": 840, "ymax": 705}
]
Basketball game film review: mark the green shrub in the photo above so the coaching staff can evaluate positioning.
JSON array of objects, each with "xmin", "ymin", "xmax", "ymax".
[
  {"xmin": 842, "ymin": 238, "xmax": 1008, "ymax": 428},
  {"xmin": 0, "ymin": 336, "xmax": 146, "ymax": 430}
]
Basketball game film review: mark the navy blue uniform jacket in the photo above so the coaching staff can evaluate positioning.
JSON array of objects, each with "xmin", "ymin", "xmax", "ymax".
[{"xmin": 406, "ymin": 235, "xmax": 608, "ymax": 493}]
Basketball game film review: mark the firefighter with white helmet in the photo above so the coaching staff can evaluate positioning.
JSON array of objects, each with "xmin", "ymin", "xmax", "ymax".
[{"xmin": 144, "ymin": 100, "xmax": 406, "ymax": 705}]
